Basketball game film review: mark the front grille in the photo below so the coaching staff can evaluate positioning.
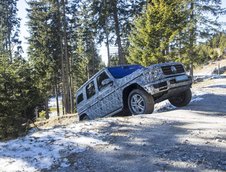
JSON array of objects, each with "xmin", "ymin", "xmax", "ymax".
[{"xmin": 161, "ymin": 64, "xmax": 185, "ymax": 75}]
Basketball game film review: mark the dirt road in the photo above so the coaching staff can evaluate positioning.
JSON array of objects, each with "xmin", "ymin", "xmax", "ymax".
[
  {"xmin": 45, "ymin": 77, "xmax": 226, "ymax": 172},
  {"xmin": 1, "ymin": 77, "xmax": 226, "ymax": 172}
]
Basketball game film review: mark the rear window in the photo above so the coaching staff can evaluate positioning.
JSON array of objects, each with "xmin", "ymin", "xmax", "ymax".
[
  {"xmin": 108, "ymin": 65, "xmax": 144, "ymax": 79},
  {"xmin": 86, "ymin": 81, "xmax": 96, "ymax": 99},
  {"xmin": 77, "ymin": 93, "xmax": 83, "ymax": 104}
]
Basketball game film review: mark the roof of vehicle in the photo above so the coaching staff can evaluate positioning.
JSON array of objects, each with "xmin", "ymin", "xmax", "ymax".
[{"xmin": 107, "ymin": 64, "xmax": 144, "ymax": 79}]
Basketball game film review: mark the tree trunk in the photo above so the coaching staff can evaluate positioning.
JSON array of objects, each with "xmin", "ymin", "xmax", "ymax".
[
  {"xmin": 112, "ymin": 0, "xmax": 125, "ymax": 65},
  {"xmin": 69, "ymin": 67, "xmax": 74, "ymax": 113},
  {"xmin": 55, "ymin": 82, "xmax": 60, "ymax": 116},
  {"xmin": 45, "ymin": 98, "xmax": 49, "ymax": 119},
  {"xmin": 5, "ymin": 4, "xmax": 12, "ymax": 62},
  {"xmin": 87, "ymin": 65, "xmax": 90, "ymax": 79},
  {"xmin": 189, "ymin": 1, "xmax": 195, "ymax": 79},
  {"xmin": 56, "ymin": 0, "xmax": 66, "ymax": 115},
  {"xmin": 69, "ymin": 48, "xmax": 74, "ymax": 113},
  {"xmin": 7, "ymin": 29, "xmax": 12, "ymax": 62},
  {"xmin": 62, "ymin": 0, "xmax": 72, "ymax": 114},
  {"xmin": 105, "ymin": 29, "xmax": 111, "ymax": 67}
]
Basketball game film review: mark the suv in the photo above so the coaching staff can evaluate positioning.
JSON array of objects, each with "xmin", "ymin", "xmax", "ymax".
[{"xmin": 76, "ymin": 62, "xmax": 192, "ymax": 121}]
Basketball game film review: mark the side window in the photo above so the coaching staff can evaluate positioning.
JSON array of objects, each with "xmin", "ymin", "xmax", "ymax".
[
  {"xmin": 97, "ymin": 72, "xmax": 110, "ymax": 90},
  {"xmin": 86, "ymin": 81, "xmax": 96, "ymax": 99},
  {"xmin": 77, "ymin": 93, "xmax": 83, "ymax": 105}
]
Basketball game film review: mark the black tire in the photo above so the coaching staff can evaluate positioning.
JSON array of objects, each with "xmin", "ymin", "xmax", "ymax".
[
  {"xmin": 80, "ymin": 114, "xmax": 90, "ymax": 121},
  {"xmin": 122, "ymin": 108, "xmax": 132, "ymax": 116},
  {"xmin": 168, "ymin": 88, "xmax": 192, "ymax": 107},
  {"xmin": 128, "ymin": 89, "xmax": 154, "ymax": 115}
]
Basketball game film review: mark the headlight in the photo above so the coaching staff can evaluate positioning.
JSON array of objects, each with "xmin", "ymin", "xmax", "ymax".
[
  {"xmin": 151, "ymin": 69, "xmax": 159, "ymax": 79},
  {"xmin": 143, "ymin": 67, "xmax": 163, "ymax": 82},
  {"xmin": 150, "ymin": 67, "xmax": 162, "ymax": 80}
]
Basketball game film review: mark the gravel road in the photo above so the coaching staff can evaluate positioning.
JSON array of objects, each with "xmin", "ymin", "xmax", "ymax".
[{"xmin": 47, "ymin": 77, "xmax": 226, "ymax": 172}]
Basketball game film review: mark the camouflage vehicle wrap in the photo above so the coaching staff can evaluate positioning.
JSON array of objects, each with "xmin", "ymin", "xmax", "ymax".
[{"xmin": 76, "ymin": 62, "xmax": 192, "ymax": 121}]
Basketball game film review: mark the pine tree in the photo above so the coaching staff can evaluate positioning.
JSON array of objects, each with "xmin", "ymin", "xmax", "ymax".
[
  {"xmin": 0, "ymin": 54, "xmax": 43, "ymax": 139},
  {"xmin": 127, "ymin": 0, "xmax": 225, "ymax": 69},
  {"xmin": 0, "ymin": 0, "xmax": 21, "ymax": 61},
  {"xmin": 71, "ymin": 0, "xmax": 103, "ymax": 77},
  {"xmin": 27, "ymin": 0, "xmax": 57, "ymax": 118},
  {"xmin": 27, "ymin": 0, "xmax": 79, "ymax": 115},
  {"xmin": 127, "ymin": 0, "xmax": 187, "ymax": 66},
  {"xmin": 91, "ymin": 0, "xmax": 146, "ymax": 65}
]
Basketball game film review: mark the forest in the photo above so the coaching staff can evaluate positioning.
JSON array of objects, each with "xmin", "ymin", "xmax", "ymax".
[{"xmin": 0, "ymin": 0, "xmax": 226, "ymax": 140}]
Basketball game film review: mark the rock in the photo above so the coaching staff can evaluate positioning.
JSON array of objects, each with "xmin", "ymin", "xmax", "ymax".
[
  {"xmin": 183, "ymin": 139, "xmax": 189, "ymax": 144},
  {"xmin": 216, "ymin": 139, "xmax": 223, "ymax": 142}
]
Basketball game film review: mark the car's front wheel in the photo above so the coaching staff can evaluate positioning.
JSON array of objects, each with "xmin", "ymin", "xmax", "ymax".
[
  {"xmin": 128, "ymin": 89, "xmax": 154, "ymax": 115},
  {"xmin": 168, "ymin": 88, "xmax": 192, "ymax": 107}
]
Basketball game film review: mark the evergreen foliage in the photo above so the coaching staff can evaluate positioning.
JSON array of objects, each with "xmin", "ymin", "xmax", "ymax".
[
  {"xmin": 127, "ymin": 0, "xmax": 187, "ymax": 66},
  {"xmin": 0, "ymin": 0, "xmax": 22, "ymax": 60},
  {"xmin": 91, "ymin": 0, "xmax": 146, "ymax": 65},
  {"xmin": 196, "ymin": 32, "xmax": 226, "ymax": 64},
  {"xmin": 127, "ymin": 0, "xmax": 225, "ymax": 70},
  {"xmin": 0, "ymin": 55, "xmax": 42, "ymax": 139}
]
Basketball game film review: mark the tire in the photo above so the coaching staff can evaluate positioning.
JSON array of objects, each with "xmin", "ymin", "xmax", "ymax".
[
  {"xmin": 80, "ymin": 114, "xmax": 90, "ymax": 121},
  {"xmin": 128, "ymin": 89, "xmax": 154, "ymax": 115},
  {"xmin": 121, "ymin": 108, "xmax": 132, "ymax": 116},
  {"xmin": 168, "ymin": 88, "xmax": 192, "ymax": 107}
]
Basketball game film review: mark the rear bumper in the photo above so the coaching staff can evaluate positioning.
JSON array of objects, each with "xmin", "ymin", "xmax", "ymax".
[{"xmin": 143, "ymin": 75, "xmax": 192, "ymax": 96}]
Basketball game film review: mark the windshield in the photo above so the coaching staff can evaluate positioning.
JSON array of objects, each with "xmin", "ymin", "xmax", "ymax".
[{"xmin": 108, "ymin": 65, "xmax": 144, "ymax": 79}]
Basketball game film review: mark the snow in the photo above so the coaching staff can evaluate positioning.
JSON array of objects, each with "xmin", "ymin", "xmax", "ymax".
[
  {"xmin": 191, "ymin": 97, "xmax": 204, "ymax": 102},
  {"xmin": 154, "ymin": 100, "xmax": 176, "ymax": 112},
  {"xmin": 154, "ymin": 92, "xmax": 205, "ymax": 113},
  {"xmin": 48, "ymin": 96, "xmax": 63, "ymax": 118},
  {"xmin": 48, "ymin": 96, "xmax": 62, "ymax": 108},
  {"xmin": 0, "ymin": 122, "xmax": 109, "ymax": 172}
]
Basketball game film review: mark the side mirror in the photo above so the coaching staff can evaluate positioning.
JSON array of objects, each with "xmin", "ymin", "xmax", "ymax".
[{"xmin": 101, "ymin": 78, "xmax": 113, "ymax": 86}]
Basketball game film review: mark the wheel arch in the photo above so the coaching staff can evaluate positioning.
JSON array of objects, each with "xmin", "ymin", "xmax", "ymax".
[
  {"xmin": 79, "ymin": 113, "xmax": 89, "ymax": 121},
  {"xmin": 122, "ymin": 83, "xmax": 146, "ymax": 109}
]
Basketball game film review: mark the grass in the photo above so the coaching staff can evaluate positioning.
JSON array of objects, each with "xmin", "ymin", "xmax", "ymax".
[{"xmin": 49, "ymin": 107, "xmax": 62, "ymax": 112}]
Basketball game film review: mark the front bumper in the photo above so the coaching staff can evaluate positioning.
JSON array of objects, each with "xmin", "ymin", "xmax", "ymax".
[{"xmin": 143, "ymin": 74, "xmax": 192, "ymax": 95}]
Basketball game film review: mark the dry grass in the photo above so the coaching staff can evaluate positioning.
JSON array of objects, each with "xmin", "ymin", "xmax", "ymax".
[{"xmin": 32, "ymin": 114, "xmax": 78, "ymax": 129}]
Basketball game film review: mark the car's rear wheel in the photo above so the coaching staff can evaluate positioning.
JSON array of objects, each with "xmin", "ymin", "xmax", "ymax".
[
  {"xmin": 128, "ymin": 89, "xmax": 154, "ymax": 115},
  {"xmin": 168, "ymin": 88, "xmax": 192, "ymax": 107},
  {"xmin": 80, "ymin": 114, "xmax": 90, "ymax": 121}
]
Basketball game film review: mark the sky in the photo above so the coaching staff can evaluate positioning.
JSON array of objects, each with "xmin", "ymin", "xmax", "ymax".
[{"xmin": 18, "ymin": 0, "xmax": 226, "ymax": 65}]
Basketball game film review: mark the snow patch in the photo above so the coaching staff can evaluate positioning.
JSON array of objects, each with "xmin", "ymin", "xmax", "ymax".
[
  {"xmin": 154, "ymin": 94, "xmax": 205, "ymax": 113},
  {"xmin": 191, "ymin": 97, "xmax": 204, "ymax": 102},
  {"xmin": 154, "ymin": 100, "xmax": 176, "ymax": 113},
  {"xmin": 0, "ymin": 122, "xmax": 109, "ymax": 171}
]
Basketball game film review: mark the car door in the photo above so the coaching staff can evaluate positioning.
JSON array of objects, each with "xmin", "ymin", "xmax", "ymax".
[
  {"xmin": 84, "ymin": 80, "xmax": 104, "ymax": 119},
  {"xmin": 96, "ymin": 71, "xmax": 122, "ymax": 117}
]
